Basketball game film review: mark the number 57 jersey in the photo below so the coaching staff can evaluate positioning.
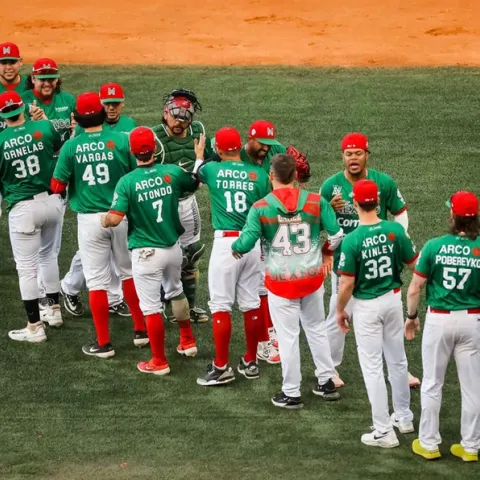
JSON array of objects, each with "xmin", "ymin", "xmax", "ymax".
[{"xmin": 53, "ymin": 130, "xmax": 137, "ymax": 213}]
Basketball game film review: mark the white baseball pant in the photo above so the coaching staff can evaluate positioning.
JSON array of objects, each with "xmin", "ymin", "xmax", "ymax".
[
  {"xmin": 268, "ymin": 286, "xmax": 336, "ymax": 398},
  {"xmin": 77, "ymin": 213, "xmax": 132, "ymax": 291},
  {"xmin": 326, "ymin": 272, "xmax": 354, "ymax": 367},
  {"xmin": 419, "ymin": 308, "xmax": 480, "ymax": 453},
  {"xmin": 258, "ymin": 245, "xmax": 267, "ymax": 296},
  {"xmin": 8, "ymin": 192, "xmax": 64, "ymax": 300},
  {"xmin": 178, "ymin": 195, "xmax": 201, "ymax": 247},
  {"xmin": 208, "ymin": 232, "xmax": 261, "ymax": 313},
  {"xmin": 353, "ymin": 289, "xmax": 413, "ymax": 433}
]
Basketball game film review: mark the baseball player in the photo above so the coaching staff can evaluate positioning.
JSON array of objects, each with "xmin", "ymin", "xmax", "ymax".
[
  {"xmin": 321, "ymin": 132, "xmax": 420, "ymax": 389},
  {"xmin": 51, "ymin": 92, "xmax": 147, "ymax": 358},
  {"xmin": 232, "ymin": 153, "xmax": 343, "ymax": 408},
  {"xmin": 61, "ymin": 82, "xmax": 137, "ymax": 316},
  {"xmin": 102, "ymin": 126, "xmax": 199, "ymax": 375},
  {"xmin": 407, "ymin": 191, "xmax": 480, "ymax": 462},
  {"xmin": 336, "ymin": 179, "xmax": 418, "ymax": 448},
  {"xmin": 0, "ymin": 91, "xmax": 64, "ymax": 342},
  {"xmin": 195, "ymin": 126, "xmax": 270, "ymax": 386},
  {"xmin": 152, "ymin": 88, "xmax": 213, "ymax": 323}
]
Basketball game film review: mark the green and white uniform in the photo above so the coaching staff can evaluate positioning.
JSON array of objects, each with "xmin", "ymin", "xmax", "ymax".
[
  {"xmin": 321, "ymin": 168, "xmax": 407, "ymax": 366},
  {"xmin": 110, "ymin": 163, "xmax": 198, "ymax": 315},
  {"xmin": 232, "ymin": 188, "xmax": 343, "ymax": 398},
  {"xmin": 53, "ymin": 130, "xmax": 137, "ymax": 291},
  {"xmin": 414, "ymin": 234, "xmax": 480, "ymax": 454},
  {"xmin": 0, "ymin": 119, "xmax": 64, "ymax": 300},
  {"xmin": 338, "ymin": 220, "xmax": 417, "ymax": 435},
  {"xmin": 198, "ymin": 160, "xmax": 269, "ymax": 313},
  {"xmin": 0, "ymin": 77, "xmax": 29, "ymax": 132}
]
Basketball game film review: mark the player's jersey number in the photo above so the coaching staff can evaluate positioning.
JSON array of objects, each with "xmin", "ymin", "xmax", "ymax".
[
  {"xmin": 152, "ymin": 199, "xmax": 163, "ymax": 223},
  {"xmin": 12, "ymin": 155, "xmax": 40, "ymax": 178},
  {"xmin": 224, "ymin": 191, "xmax": 247, "ymax": 213},
  {"xmin": 272, "ymin": 223, "xmax": 311, "ymax": 256},
  {"xmin": 442, "ymin": 267, "xmax": 471, "ymax": 290},
  {"xmin": 364, "ymin": 256, "xmax": 393, "ymax": 280},
  {"xmin": 82, "ymin": 163, "xmax": 110, "ymax": 186}
]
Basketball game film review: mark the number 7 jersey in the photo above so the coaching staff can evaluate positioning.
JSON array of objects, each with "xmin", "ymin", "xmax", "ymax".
[{"xmin": 53, "ymin": 130, "xmax": 137, "ymax": 213}]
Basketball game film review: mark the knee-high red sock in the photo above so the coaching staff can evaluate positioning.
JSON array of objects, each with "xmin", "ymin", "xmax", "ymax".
[
  {"xmin": 122, "ymin": 278, "xmax": 146, "ymax": 332},
  {"xmin": 89, "ymin": 290, "xmax": 110, "ymax": 346},
  {"xmin": 212, "ymin": 311, "xmax": 232, "ymax": 368},
  {"xmin": 243, "ymin": 308, "xmax": 262, "ymax": 363},
  {"xmin": 178, "ymin": 319, "xmax": 195, "ymax": 344},
  {"xmin": 259, "ymin": 295, "xmax": 270, "ymax": 342},
  {"xmin": 146, "ymin": 313, "xmax": 166, "ymax": 365}
]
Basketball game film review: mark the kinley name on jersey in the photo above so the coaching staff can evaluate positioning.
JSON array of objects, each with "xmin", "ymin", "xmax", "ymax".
[
  {"xmin": 216, "ymin": 167, "xmax": 256, "ymax": 191},
  {"xmin": 2, "ymin": 132, "xmax": 45, "ymax": 160},
  {"xmin": 135, "ymin": 170, "xmax": 173, "ymax": 203},
  {"xmin": 75, "ymin": 141, "xmax": 115, "ymax": 163},
  {"xmin": 435, "ymin": 244, "xmax": 480, "ymax": 268},
  {"xmin": 361, "ymin": 232, "xmax": 396, "ymax": 260}
]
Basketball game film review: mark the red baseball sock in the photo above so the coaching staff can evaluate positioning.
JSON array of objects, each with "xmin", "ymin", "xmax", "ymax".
[
  {"xmin": 146, "ymin": 313, "xmax": 166, "ymax": 365},
  {"xmin": 89, "ymin": 290, "xmax": 110, "ymax": 346},
  {"xmin": 178, "ymin": 319, "xmax": 195, "ymax": 344},
  {"xmin": 259, "ymin": 295, "xmax": 270, "ymax": 342},
  {"xmin": 243, "ymin": 308, "xmax": 262, "ymax": 363},
  {"xmin": 212, "ymin": 311, "xmax": 232, "ymax": 368},
  {"xmin": 122, "ymin": 278, "xmax": 146, "ymax": 332}
]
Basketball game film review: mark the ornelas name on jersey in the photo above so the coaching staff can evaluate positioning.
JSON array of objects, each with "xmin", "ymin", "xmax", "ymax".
[
  {"xmin": 434, "ymin": 244, "xmax": 480, "ymax": 268},
  {"xmin": 361, "ymin": 230, "xmax": 395, "ymax": 260},
  {"xmin": 216, "ymin": 167, "xmax": 256, "ymax": 191},
  {"xmin": 134, "ymin": 170, "xmax": 173, "ymax": 203},
  {"xmin": 74, "ymin": 139, "xmax": 115, "ymax": 163},
  {"xmin": 2, "ymin": 132, "xmax": 45, "ymax": 160}
]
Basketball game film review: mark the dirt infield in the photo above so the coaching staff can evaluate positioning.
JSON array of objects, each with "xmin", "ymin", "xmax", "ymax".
[{"xmin": 3, "ymin": 0, "xmax": 478, "ymax": 66}]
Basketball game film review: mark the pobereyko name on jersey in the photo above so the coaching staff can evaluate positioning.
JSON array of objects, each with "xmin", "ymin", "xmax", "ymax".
[{"xmin": 434, "ymin": 244, "xmax": 480, "ymax": 268}]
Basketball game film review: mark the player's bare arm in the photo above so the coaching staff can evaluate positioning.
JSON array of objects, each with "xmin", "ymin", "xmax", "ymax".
[
  {"xmin": 336, "ymin": 275, "xmax": 355, "ymax": 334},
  {"xmin": 193, "ymin": 133, "xmax": 206, "ymax": 173},
  {"xmin": 404, "ymin": 273, "xmax": 426, "ymax": 340},
  {"xmin": 101, "ymin": 212, "xmax": 123, "ymax": 228}
]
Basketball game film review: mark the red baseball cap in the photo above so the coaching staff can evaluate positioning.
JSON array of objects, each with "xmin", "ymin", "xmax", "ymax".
[
  {"xmin": 32, "ymin": 58, "xmax": 60, "ymax": 79},
  {"xmin": 130, "ymin": 126, "xmax": 156, "ymax": 156},
  {"xmin": 342, "ymin": 132, "xmax": 369, "ymax": 151},
  {"xmin": 99, "ymin": 83, "xmax": 125, "ymax": 103},
  {"xmin": 0, "ymin": 42, "xmax": 21, "ymax": 61},
  {"xmin": 447, "ymin": 191, "xmax": 479, "ymax": 217},
  {"xmin": 215, "ymin": 126, "xmax": 242, "ymax": 151},
  {"xmin": 248, "ymin": 120, "xmax": 281, "ymax": 146},
  {"xmin": 353, "ymin": 179, "xmax": 378, "ymax": 204},
  {"xmin": 76, "ymin": 92, "xmax": 103, "ymax": 116},
  {"xmin": 0, "ymin": 91, "xmax": 25, "ymax": 118}
]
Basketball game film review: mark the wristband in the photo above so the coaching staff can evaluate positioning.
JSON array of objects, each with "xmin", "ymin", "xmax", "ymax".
[{"xmin": 407, "ymin": 312, "xmax": 418, "ymax": 320}]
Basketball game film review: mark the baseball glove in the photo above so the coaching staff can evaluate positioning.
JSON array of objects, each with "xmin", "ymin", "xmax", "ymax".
[{"xmin": 287, "ymin": 145, "xmax": 311, "ymax": 183}]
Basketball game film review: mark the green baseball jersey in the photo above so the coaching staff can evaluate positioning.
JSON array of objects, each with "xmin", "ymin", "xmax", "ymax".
[
  {"xmin": 110, "ymin": 163, "xmax": 198, "ymax": 250},
  {"xmin": 338, "ymin": 220, "xmax": 418, "ymax": 300},
  {"xmin": 198, "ymin": 160, "xmax": 270, "ymax": 231},
  {"xmin": 0, "ymin": 119, "xmax": 62, "ymax": 210},
  {"xmin": 240, "ymin": 143, "xmax": 287, "ymax": 174},
  {"xmin": 414, "ymin": 234, "xmax": 480, "ymax": 310},
  {"xmin": 75, "ymin": 115, "xmax": 136, "ymax": 136},
  {"xmin": 0, "ymin": 77, "xmax": 29, "ymax": 132},
  {"xmin": 232, "ymin": 189, "xmax": 341, "ymax": 299},
  {"xmin": 53, "ymin": 129, "xmax": 137, "ymax": 214},
  {"xmin": 22, "ymin": 90, "xmax": 76, "ymax": 144}
]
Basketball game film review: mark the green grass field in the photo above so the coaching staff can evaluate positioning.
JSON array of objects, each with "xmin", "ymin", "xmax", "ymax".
[{"xmin": 0, "ymin": 67, "xmax": 479, "ymax": 480}]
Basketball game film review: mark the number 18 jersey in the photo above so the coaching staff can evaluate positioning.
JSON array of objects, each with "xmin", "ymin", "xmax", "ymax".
[{"xmin": 53, "ymin": 129, "xmax": 137, "ymax": 213}]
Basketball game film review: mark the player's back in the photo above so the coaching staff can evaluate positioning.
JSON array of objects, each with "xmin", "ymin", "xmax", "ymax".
[
  {"xmin": 198, "ymin": 160, "xmax": 270, "ymax": 231},
  {"xmin": 0, "ymin": 119, "xmax": 61, "ymax": 210}
]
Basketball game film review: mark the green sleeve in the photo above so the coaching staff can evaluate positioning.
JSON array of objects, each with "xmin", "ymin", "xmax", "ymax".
[
  {"xmin": 320, "ymin": 196, "xmax": 341, "ymax": 236},
  {"xmin": 49, "ymin": 122, "xmax": 63, "ymax": 152},
  {"xmin": 337, "ymin": 236, "xmax": 357, "ymax": 276},
  {"xmin": 260, "ymin": 170, "xmax": 271, "ymax": 196},
  {"xmin": 319, "ymin": 177, "xmax": 333, "ymax": 199},
  {"xmin": 385, "ymin": 177, "xmax": 407, "ymax": 215},
  {"xmin": 205, "ymin": 135, "xmax": 214, "ymax": 160},
  {"xmin": 110, "ymin": 177, "xmax": 129, "ymax": 214},
  {"xmin": 53, "ymin": 142, "xmax": 73, "ymax": 183},
  {"xmin": 232, "ymin": 206, "xmax": 262, "ymax": 254},
  {"xmin": 414, "ymin": 241, "xmax": 432, "ymax": 277},
  {"xmin": 197, "ymin": 162, "xmax": 210, "ymax": 184},
  {"xmin": 399, "ymin": 229, "xmax": 418, "ymax": 264},
  {"xmin": 178, "ymin": 168, "xmax": 198, "ymax": 194}
]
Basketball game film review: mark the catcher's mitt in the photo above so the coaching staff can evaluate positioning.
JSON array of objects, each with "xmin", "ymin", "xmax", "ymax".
[{"xmin": 287, "ymin": 145, "xmax": 311, "ymax": 183}]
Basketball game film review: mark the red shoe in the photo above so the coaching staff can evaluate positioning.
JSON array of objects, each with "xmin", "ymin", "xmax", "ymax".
[
  {"xmin": 177, "ymin": 341, "xmax": 198, "ymax": 357},
  {"xmin": 137, "ymin": 359, "xmax": 170, "ymax": 376}
]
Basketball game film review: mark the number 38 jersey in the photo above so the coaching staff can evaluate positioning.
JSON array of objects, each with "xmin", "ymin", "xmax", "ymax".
[
  {"xmin": 338, "ymin": 220, "xmax": 418, "ymax": 300},
  {"xmin": 0, "ymin": 119, "xmax": 62, "ymax": 210},
  {"xmin": 414, "ymin": 234, "xmax": 480, "ymax": 310},
  {"xmin": 198, "ymin": 160, "xmax": 270, "ymax": 231},
  {"xmin": 53, "ymin": 130, "xmax": 137, "ymax": 213}
]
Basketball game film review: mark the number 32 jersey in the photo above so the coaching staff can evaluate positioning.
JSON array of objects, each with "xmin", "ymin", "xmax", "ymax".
[
  {"xmin": 338, "ymin": 220, "xmax": 418, "ymax": 300},
  {"xmin": 53, "ymin": 130, "xmax": 137, "ymax": 213}
]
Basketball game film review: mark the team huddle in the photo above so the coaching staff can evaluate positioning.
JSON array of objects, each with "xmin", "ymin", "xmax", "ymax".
[{"xmin": 1, "ymin": 42, "xmax": 479, "ymax": 462}]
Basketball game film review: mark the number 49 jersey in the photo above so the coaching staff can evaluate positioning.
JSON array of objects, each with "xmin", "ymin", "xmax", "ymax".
[
  {"xmin": 0, "ymin": 119, "xmax": 62, "ymax": 211},
  {"xmin": 54, "ymin": 130, "xmax": 137, "ymax": 213},
  {"xmin": 198, "ymin": 160, "xmax": 270, "ymax": 231},
  {"xmin": 414, "ymin": 234, "xmax": 480, "ymax": 310},
  {"xmin": 338, "ymin": 220, "xmax": 418, "ymax": 300}
]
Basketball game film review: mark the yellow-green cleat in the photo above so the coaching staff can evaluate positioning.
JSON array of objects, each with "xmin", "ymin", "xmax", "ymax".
[
  {"xmin": 450, "ymin": 444, "xmax": 478, "ymax": 462},
  {"xmin": 412, "ymin": 439, "xmax": 441, "ymax": 460}
]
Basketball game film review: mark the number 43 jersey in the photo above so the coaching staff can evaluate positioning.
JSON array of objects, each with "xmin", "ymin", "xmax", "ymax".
[
  {"xmin": 338, "ymin": 220, "xmax": 418, "ymax": 300},
  {"xmin": 0, "ymin": 119, "xmax": 63, "ymax": 211},
  {"xmin": 53, "ymin": 130, "xmax": 137, "ymax": 213}
]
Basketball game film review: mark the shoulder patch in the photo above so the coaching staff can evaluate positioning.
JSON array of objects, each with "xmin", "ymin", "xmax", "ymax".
[{"xmin": 254, "ymin": 199, "xmax": 269, "ymax": 208}]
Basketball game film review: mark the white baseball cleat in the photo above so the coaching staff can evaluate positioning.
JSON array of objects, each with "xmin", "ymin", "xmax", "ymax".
[
  {"xmin": 390, "ymin": 413, "xmax": 415, "ymax": 434},
  {"xmin": 8, "ymin": 322, "xmax": 47, "ymax": 343},
  {"xmin": 257, "ymin": 341, "xmax": 280, "ymax": 364},
  {"xmin": 361, "ymin": 428, "xmax": 399, "ymax": 448},
  {"xmin": 42, "ymin": 304, "xmax": 63, "ymax": 328}
]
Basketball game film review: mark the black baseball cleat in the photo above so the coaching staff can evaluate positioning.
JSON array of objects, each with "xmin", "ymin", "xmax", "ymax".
[
  {"xmin": 237, "ymin": 357, "xmax": 260, "ymax": 380},
  {"xmin": 133, "ymin": 330, "xmax": 149, "ymax": 348},
  {"xmin": 197, "ymin": 363, "xmax": 235, "ymax": 386},
  {"xmin": 190, "ymin": 307, "xmax": 209, "ymax": 324},
  {"xmin": 109, "ymin": 301, "xmax": 131, "ymax": 317},
  {"xmin": 60, "ymin": 286, "xmax": 85, "ymax": 317},
  {"xmin": 82, "ymin": 341, "xmax": 115, "ymax": 359},
  {"xmin": 312, "ymin": 378, "xmax": 341, "ymax": 400},
  {"xmin": 271, "ymin": 392, "xmax": 304, "ymax": 409}
]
